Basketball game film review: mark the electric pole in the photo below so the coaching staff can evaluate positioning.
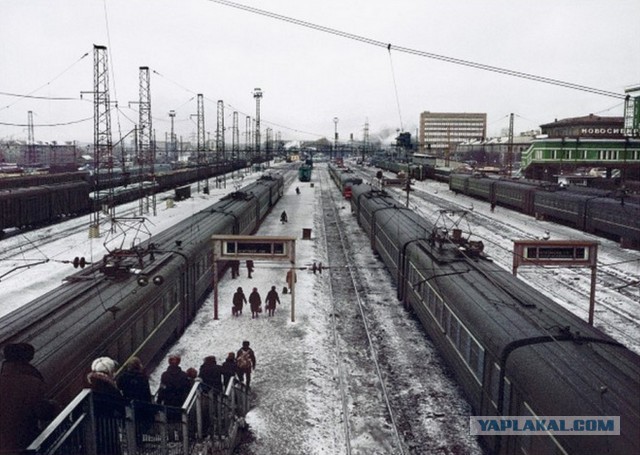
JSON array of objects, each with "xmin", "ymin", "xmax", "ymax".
[
  {"xmin": 253, "ymin": 88, "xmax": 263, "ymax": 159},
  {"xmin": 88, "ymin": 44, "xmax": 114, "ymax": 237}
]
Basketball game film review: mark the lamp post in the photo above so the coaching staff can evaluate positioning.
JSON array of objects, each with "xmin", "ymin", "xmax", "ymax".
[{"xmin": 333, "ymin": 116, "xmax": 339, "ymax": 160}]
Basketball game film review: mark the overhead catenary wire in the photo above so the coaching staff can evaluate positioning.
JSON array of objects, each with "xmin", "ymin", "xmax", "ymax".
[
  {"xmin": 0, "ymin": 52, "xmax": 90, "ymax": 112},
  {"xmin": 387, "ymin": 44, "xmax": 404, "ymax": 132},
  {"xmin": 207, "ymin": 0, "xmax": 626, "ymax": 100}
]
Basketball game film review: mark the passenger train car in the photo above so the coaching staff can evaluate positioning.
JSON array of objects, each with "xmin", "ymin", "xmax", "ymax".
[
  {"xmin": 376, "ymin": 159, "xmax": 451, "ymax": 182},
  {"xmin": 328, "ymin": 162, "xmax": 363, "ymax": 199},
  {"xmin": 298, "ymin": 163, "xmax": 312, "ymax": 182},
  {"xmin": 0, "ymin": 173, "xmax": 284, "ymax": 406},
  {"xmin": 348, "ymin": 182, "xmax": 639, "ymax": 455},
  {"xmin": 450, "ymin": 174, "xmax": 640, "ymax": 250}
]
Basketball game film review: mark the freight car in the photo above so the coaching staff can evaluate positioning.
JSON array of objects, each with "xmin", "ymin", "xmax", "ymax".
[
  {"xmin": 0, "ymin": 181, "xmax": 91, "ymax": 231},
  {"xmin": 0, "ymin": 161, "xmax": 248, "ymax": 235},
  {"xmin": 348, "ymin": 182, "xmax": 640, "ymax": 455},
  {"xmin": 449, "ymin": 174, "xmax": 640, "ymax": 249},
  {"xmin": 328, "ymin": 162, "xmax": 362, "ymax": 199},
  {"xmin": 0, "ymin": 173, "xmax": 284, "ymax": 407}
]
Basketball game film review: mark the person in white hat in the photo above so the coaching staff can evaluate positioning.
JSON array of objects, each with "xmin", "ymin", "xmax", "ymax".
[{"xmin": 87, "ymin": 356, "xmax": 121, "ymax": 399}]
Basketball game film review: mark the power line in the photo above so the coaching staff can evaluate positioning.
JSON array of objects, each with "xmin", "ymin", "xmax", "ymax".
[
  {"xmin": 208, "ymin": 0, "xmax": 626, "ymax": 100},
  {"xmin": 0, "ymin": 52, "xmax": 90, "ymax": 112},
  {"xmin": 0, "ymin": 117, "xmax": 92, "ymax": 127},
  {"xmin": 0, "ymin": 91, "xmax": 87, "ymax": 102}
]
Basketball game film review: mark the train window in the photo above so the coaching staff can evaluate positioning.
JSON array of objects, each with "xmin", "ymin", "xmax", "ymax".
[
  {"xmin": 459, "ymin": 328, "xmax": 471, "ymax": 360},
  {"xmin": 469, "ymin": 339, "xmax": 484, "ymax": 381},
  {"xmin": 490, "ymin": 363, "xmax": 501, "ymax": 409},
  {"xmin": 503, "ymin": 377, "xmax": 512, "ymax": 414},
  {"xmin": 442, "ymin": 305, "xmax": 451, "ymax": 334},
  {"xmin": 448, "ymin": 313, "xmax": 460, "ymax": 347},
  {"xmin": 434, "ymin": 299, "xmax": 444, "ymax": 331}
]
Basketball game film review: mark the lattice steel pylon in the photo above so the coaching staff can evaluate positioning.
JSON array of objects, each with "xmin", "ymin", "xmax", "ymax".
[
  {"xmin": 195, "ymin": 94, "xmax": 206, "ymax": 192},
  {"xmin": 506, "ymin": 113, "xmax": 514, "ymax": 178},
  {"xmin": 169, "ymin": 110, "xmax": 177, "ymax": 163},
  {"xmin": 27, "ymin": 110, "xmax": 36, "ymax": 166},
  {"xmin": 232, "ymin": 111, "xmax": 239, "ymax": 160},
  {"xmin": 216, "ymin": 100, "xmax": 225, "ymax": 163},
  {"xmin": 245, "ymin": 115, "xmax": 252, "ymax": 161},
  {"xmin": 253, "ymin": 88, "xmax": 263, "ymax": 157},
  {"xmin": 137, "ymin": 67, "xmax": 155, "ymax": 215},
  {"xmin": 91, "ymin": 44, "xmax": 114, "ymax": 236},
  {"xmin": 265, "ymin": 127, "xmax": 273, "ymax": 161},
  {"xmin": 197, "ymin": 94, "xmax": 205, "ymax": 163}
]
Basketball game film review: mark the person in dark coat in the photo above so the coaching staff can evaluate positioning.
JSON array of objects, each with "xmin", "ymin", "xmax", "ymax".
[
  {"xmin": 117, "ymin": 357, "xmax": 152, "ymax": 403},
  {"xmin": 87, "ymin": 357, "xmax": 125, "ymax": 455},
  {"xmin": 116, "ymin": 357, "xmax": 153, "ymax": 443},
  {"xmin": 232, "ymin": 287, "xmax": 247, "ymax": 316},
  {"xmin": 246, "ymin": 260, "xmax": 254, "ymax": 278},
  {"xmin": 280, "ymin": 210, "xmax": 288, "ymax": 223},
  {"xmin": 249, "ymin": 287, "xmax": 262, "ymax": 319},
  {"xmin": 87, "ymin": 357, "xmax": 122, "ymax": 399},
  {"xmin": 198, "ymin": 356, "xmax": 223, "ymax": 393},
  {"xmin": 220, "ymin": 352, "xmax": 238, "ymax": 389},
  {"xmin": 0, "ymin": 343, "xmax": 53, "ymax": 454},
  {"xmin": 230, "ymin": 260, "xmax": 240, "ymax": 279},
  {"xmin": 265, "ymin": 285, "xmax": 281, "ymax": 317},
  {"xmin": 157, "ymin": 355, "xmax": 190, "ymax": 407},
  {"xmin": 236, "ymin": 341, "xmax": 257, "ymax": 388}
]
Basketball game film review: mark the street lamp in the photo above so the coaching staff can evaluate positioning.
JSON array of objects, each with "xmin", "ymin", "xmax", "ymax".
[{"xmin": 333, "ymin": 117, "xmax": 339, "ymax": 160}]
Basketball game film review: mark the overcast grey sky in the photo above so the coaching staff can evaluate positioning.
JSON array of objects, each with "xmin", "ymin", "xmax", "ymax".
[{"xmin": 1, "ymin": 0, "xmax": 638, "ymax": 145}]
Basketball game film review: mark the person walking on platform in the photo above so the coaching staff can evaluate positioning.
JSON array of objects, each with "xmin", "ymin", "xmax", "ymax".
[
  {"xmin": 157, "ymin": 355, "xmax": 190, "ymax": 407},
  {"xmin": 230, "ymin": 260, "xmax": 240, "ymax": 279},
  {"xmin": 236, "ymin": 341, "xmax": 256, "ymax": 388},
  {"xmin": 295, "ymin": 186, "xmax": 300, "ymax": 195},
  {"xmin": 280, "ymin": 210, "xmax": 288, "ymax": 223},
  {"xmin": 265, "ymin": 285, "xmax": 281, "ymax": 316},
  {"xmin": 249, "ymin": 287, "xmax": 262, "ymax": 318},
  {"xmin": 246, "ymin": 259, "xmax": 255, "ymax": 278},
  {"xmin": 232, "ymin": 287, "xmax": 247, "ymax": 316},
  {"xmin": 221, "ymin": 353, "xmax": 238, "ymax": 389}
]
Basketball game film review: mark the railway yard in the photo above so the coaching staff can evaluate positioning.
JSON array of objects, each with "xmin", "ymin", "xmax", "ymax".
[{"xmin": 0, "ymin": 161, "xmax": 638, "ymax": 453}]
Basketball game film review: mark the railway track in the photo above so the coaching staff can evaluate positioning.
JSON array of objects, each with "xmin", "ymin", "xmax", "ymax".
[
  {"xmin": 317, "ymin": 169, "xmax": 480, "ymax": 454},
  {"xmin": 364, "ymin": 173, "xmax": 640, "ymax": 353}
]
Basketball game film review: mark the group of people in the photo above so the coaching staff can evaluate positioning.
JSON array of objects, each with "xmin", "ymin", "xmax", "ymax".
[
  {"xmin": 232, "ymin": 285, "xmax": 281, "ymax": 318},
  {"xmin": 1, "ymin": 339, "xmax": 259, "ymax": 452},
  {"xmin": 84, "ymin": 340, "xmax": 258, "ymax": 413}
]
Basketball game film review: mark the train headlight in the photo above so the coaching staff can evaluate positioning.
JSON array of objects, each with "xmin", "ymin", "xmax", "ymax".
[
  {"xmin": 152, "ymin": 275, "xmax": 164, "ymax": 286},
  {"xmin": 137, "ymin": 275, "xmax": 149, "ymax": 286}
]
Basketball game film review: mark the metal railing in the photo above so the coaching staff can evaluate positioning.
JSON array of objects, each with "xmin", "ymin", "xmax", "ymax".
[{"xmin": 27, "ymin": 379, "xmax": 249, "ymax": 455}]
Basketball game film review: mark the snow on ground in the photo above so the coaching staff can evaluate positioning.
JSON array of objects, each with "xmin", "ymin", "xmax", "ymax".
[
  {"xmin": 2, "ymin": 160, "xmax": 638, "ymax": 454},
  {"xmin": 0, "ymin": 169, "xmax": 262, "ymax": 317},
  {"xmin": 147, "ymin": 166, "xmax": 483, "ymax": 454}
]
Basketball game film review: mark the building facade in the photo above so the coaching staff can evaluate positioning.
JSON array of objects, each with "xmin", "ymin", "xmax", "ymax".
[{"xmin": 418, "ymin": 112, "xmax": 487, "ymax": 155}]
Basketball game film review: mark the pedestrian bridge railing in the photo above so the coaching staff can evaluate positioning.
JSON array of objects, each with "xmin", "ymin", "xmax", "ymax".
[{"xmin": 26, "ymin": 379, "xmax": 250, "ymax": 455}]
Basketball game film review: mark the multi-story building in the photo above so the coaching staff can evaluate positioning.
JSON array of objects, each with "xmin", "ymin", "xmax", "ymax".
[{"xmin": 418, "ymin": 112, "xmax": 487, "ymax": 155}]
